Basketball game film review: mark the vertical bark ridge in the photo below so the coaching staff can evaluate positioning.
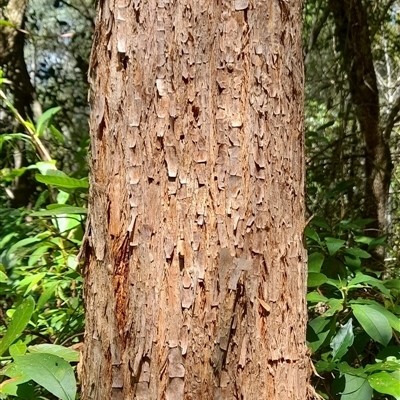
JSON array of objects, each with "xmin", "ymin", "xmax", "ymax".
[{"xmin": 82, "ymin": 1, "xmax": 308, "ymax": 399}]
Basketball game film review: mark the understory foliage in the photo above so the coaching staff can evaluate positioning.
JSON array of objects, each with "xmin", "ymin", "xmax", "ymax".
[{"xmin": 0, "ymin": 0, "xmax": 399, "ymax": 398}]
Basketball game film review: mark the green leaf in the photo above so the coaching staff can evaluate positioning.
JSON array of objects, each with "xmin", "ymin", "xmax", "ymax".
[
  {"xmin": 368, "ymin": 236, "xmax": 387, "ymax": 250},
  {"xmin": 8, "ymin": 237, "xmax": 42, "ymax": 253},
  {"xmin": 307, "ymin": 316, "xmax": 334, "ymax": 353},
  {"xmin": 308, "ymin": 272, "xmax": 328, "ymax": 287},
  {"xmin": 368, "ymin": 371, "xmax": 400, "ymax": 399},
  {"xmin": 14, "ymin": 353, "xmax": 76, "ymax": 400},
  {"xmin": 330, "ymin": 318, "xmax": 354, "ymax": 361},
  {"xmin": 347, "ymin": 273, "xmax": 392, "ymax": 297},
  {"xmin": 308, "ymin": 252, "xmax": 325, "ymax": 273},
  {"xmin": 35, "ymin": 173, "xmax": 89, "ymax": 189},
  {"xmin": 28, "ymin": 344, "xmax": 80, "ymax": 363},
  {"xmin": 339, "ymin": 374, "xmax": 372, "ymax": 400},
  {"xmin": 343, "ymin": 248, "xmax": 371, "ymax": 258},
  {"xmin": 31, "ymin": 205, "xmax": 87, "ymax": 216},
  {"xmin": 17, "ymin": 272, "xmax": 47, "ymax": 295},
  {"xmin": 337, "ymin": 362, "xmax": 367, "ymax": 378},
  {"xmin": 307, "ymin": 291, "xmax": 328, "ymax": 303},
  {"xmin": 49, "ymin": 125, "xmax": 64, "ymax": 142},
  {"xmin": 344, "ymin": 254, "xmax": 361, "ymax": 269},
  {"xmin": 384, "ymin": 279, "xmax": 400, "ymax": 290},
  {"xmin": 350, "ymin": 300, "xmax": 400, "ymax": 332},
  {"xmin": 364, "ymin": 360, "xmax": 400, "ymax": 374},
  {"xmin": 0, "ymin": 270, "xmax": 7, "ymax": 283},
  {"xmin": 352, "ymin": 304, "xmax": 392, "ymax": 346},
  {"xmin": 325, "ymin": 237, "xmax": 346, "ymax": 256},
  {"xmin": 0, "ymin": 363, "xmax": 33, "ymax": 398},
  {"xmin": 36, "ymin": 107, "xmax": 62, "ymax": 137},
  {"xmin": 37, "ymin": 282, "xmax": 58, "ymax": 310},
  {"xmin": 305, "ymin": 226, "xmax": 320, "ymax": 243},
  {"xmin": 9, "ymin": 341, "xmax": 27, "ymax": 357},
  {"xmin": 0, "ymin": 297, "xmax": 35, "ymax": 356},
  {"xmin": 310, "ymin": 216, "xmax": 330, "ymax": 230},
  {"xmin": 324, "ymin": 298, "xmax": 344, "ymax": 317}
]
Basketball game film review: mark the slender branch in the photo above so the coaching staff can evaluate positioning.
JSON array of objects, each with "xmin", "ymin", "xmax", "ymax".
[{"xmin": 384, "ymin": 94, "xmax": 400, "ymax": 142}]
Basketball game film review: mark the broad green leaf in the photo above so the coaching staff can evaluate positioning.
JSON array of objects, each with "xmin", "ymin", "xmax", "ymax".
[
  {"xmin": 0, "ymin": 379, "xmax": 36, "ymax": 398},
  {"xmin": 330, "ymin": 318, "xmax": 354, "ymax": 361},
  {"xmin": 0, "ymin": 297, "xmax": 35, "ymax": 356},
  {"xmin": 354, "ymin": 236, "xmax": 373, "ymax": 245},
  {"xmin": 344, "ymin": 254, "xmax": 361, "ymax": 269},
  {"xmin": 35, "ymin": 173, "xmax": 89, "ymax": 189},
  {"xmin": 325, "ymin": 237, "xmax": 346, "ymax": 256},
  {"xmin": 350, "ymin": 300, "xmax": 400, "ymax": 332},
  {"xmin": 308, "ymin": 252, "xmax": 325, "ymax": 273},
  {"xmin": 384, "ymin": 279, "xmax": 400, "ymax": 290},
  {"xmin": 368, "ymin": 371, "xmax": 400, "ymax": 399},
  {"xmin": 36, "ymin": 107, "xmax": 62, "ymax": 137},
  {"xmin": 326, "ymin": 298, "xmax": 344, "ymax": 315},
  {"xmin": 28, "ymin": 344, "xmax": 80, "ymax": 362},
  {"xmin": 364, "ymin": 360, "xmax": 400, "ymax": 374},
  {"xmin": 31, "ymin": 206, "xmax": 87, "ymax": 216},
  {"xmin": 0, "ymin": 363, "xmax": 33, "ymax": 398},
  {"xmin": 339, "ymin": 374, "xmax": 372, "ymax": 400},
  {"xmin": 30, "ymin": 161, "xmax": 57, "ymax": 174},
  {"xmin": 0, "ymin": 270, "xmax": 7, "ymax": 283},
  {"xmin": 14, "ymin": 353, "xmax": 76, "ymax": 400},
  {"xmin": 347, "ymin": 273, "xmax": 391, "ymax": 296},
  {"xmin": 344, "ymin": 248, "xmax": 371, "ymax": 258},
  {"xmin": 337, "ymin": 362, "xmax": 366, "ymax": 378},
  {"xmin": 368, "ymin": 236, "xmax": 388, "ymax": 250},
  {"xmin": 9, "ymin": 341, "xmax": 27, "ymax": 357},
  {"xmin": 311, "ymin": 216, "xmax": 330, "ymax": 230},
  {"xmin": 308, "ymin": 272, "xmax": 328, "ymax": 287},
  {"xmin": 352, "ymin": 304, "xmax": 392, "ymax": 346},
  {"xmin": 305, "ymin": 226, "xmax": 320, "ymax": 243},
  {"xmin": 306, "ymin": 291, "xmax": 328, "ymax": 303}
]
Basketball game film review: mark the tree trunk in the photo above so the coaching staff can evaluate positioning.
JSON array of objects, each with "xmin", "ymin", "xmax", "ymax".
[
  {"xmin": 81, "ymin": 1, "xmax": 309, "ymax": 399},
  {"xmin": 328, "ymin": 0, "xmax": 393, "ymax": 238}
]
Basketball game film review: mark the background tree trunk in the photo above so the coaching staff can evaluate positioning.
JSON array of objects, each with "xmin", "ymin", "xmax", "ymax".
[
  {"xmin": 82, "ymin": 1, "xmax": 309, "ymax": 399},
  {"xmin": 328, "ymin": 0, "xmax": 393, "ymax": 238}
]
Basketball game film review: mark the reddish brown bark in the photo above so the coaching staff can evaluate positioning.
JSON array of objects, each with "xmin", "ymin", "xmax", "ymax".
[{"xmin": 81, "ymin": 1, "xmax": 309, "ymax": 399}]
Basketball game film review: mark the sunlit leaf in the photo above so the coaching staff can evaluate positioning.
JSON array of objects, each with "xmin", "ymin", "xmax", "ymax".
[
  {"xmin": 28, "ymin": 344, "xmax": 80, "ymax": 362},
  {"xmin": 368, "ymin": 371, "xmax": 400, "ymax": 399},
  {"xmin": 36, "ymin": 107, "xmax": 62, "ymax": 137},
  {"xmin": 339, "ymin": 374, "xmax": 372, "ymax": 400},
  {"xmin": 0, "ymin": 297, "xmax": 35, "ymax": 356},
  {"xmin": 14, "ymin": 353, "xmax": 76, "ymax": 400}
]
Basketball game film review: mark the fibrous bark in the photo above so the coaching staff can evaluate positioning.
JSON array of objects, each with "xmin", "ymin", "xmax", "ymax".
[{"xmin": 82, "ymin": 1, "xmax": 308, "ymax": 399}]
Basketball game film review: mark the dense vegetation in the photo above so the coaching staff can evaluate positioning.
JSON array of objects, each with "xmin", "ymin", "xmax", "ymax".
[{"xmin": 0, "ymin": 0, "xmax": 399, "ymax": 399}]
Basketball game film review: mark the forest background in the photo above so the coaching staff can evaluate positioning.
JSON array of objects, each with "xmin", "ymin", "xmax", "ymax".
[{"xmin": 0, "ymin": 0, "xmax": 399, "ymax": 399}]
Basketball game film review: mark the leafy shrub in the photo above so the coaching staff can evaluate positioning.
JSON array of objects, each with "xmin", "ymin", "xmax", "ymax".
[{"xmin": 306, "ymin": 217, "xmax": 400, "ymax": 400}]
